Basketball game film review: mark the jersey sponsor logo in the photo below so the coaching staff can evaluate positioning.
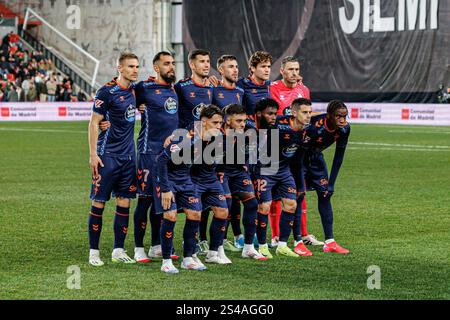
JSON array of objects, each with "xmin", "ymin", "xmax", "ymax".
[
  {"xmin": 190, "ymin": 92, "xmax": 196, "ymax": 98},
  {"xmin": 155, "ymin": 89, "xmax": 161, "ymax": 95},
  {"xmin": 164, "ymin": 97, "xmax": 178, "ymax": 114},
  {"xmin": 218, "ymin": 93, "xmax": 224, "ymax": 99},
  {"xmin": 192, "ymin": 103, "xmax": 207, "ymax": 119},
  {"xmin": 124, "ymin": 104, "xmax": 136, "ymax": 122},
  {"xmin": 288, "ymin": 187, "xmax": 296, "ymax": 194},
  {"xmin": 119, "ymin": 96, "xmax": 125, "ymax": 102},
  {"xmin": 320, "ymin": 178, "xmax": 328, "ymax": 186},
  {"xmin": 188, "ymin": 197, "xmax": 200, "ymax": 204},
  {"xmin": 283, "ymin": 107, "xmax": 292, "ymax": 116},
  {"xmin": 218, "ymin": 195, "xmax": 226, "ymax": 201},
  {"xmin": 129, "ymin": 185, "xmax": 137, "ymax": 192},
  {"xmin": 282, "ymin": 144, "xmax": 299, "ymax": 157},
  {"xmin": 252, "ymin": 89, "xmax": 257, "ymax": 94}
]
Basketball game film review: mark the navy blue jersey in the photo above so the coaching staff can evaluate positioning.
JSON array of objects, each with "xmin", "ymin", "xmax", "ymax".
[
  {"xmin": 93, "ymin": 78, "xmax": 136, "ymax": 157},
  {"xmin": 237, "ymin": 77, "xmax": 270, "ymax": 117},
  {"xmin": 135, "ymin": 77, "xmax": 179, "ymax": 155},
  {"xmin": 303, "ymin": 114, "xmax": 351, "ymax": 153},
  {"xmin": 190, "ymin": 135, "xmax": 224, "ymax": 184},
  {"xmin": 212, "ymin": 83, "xmax": 244, "ymax": 110},
  {"xmin": 175, "ymin": 78, "xmax": 213, "ymax": 129},
  {"xmin": 156, "ymin": 136, "xmax": 193, "ymax": 192},
  {"xmin": 267, "ymin": 115, "xmax": 305, "ymax": 169}
]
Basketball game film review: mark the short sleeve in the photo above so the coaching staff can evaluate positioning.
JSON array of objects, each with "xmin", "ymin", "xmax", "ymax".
[{"xmin": 92, "ymin": 88, "xmax": 110, "ymax": 117}]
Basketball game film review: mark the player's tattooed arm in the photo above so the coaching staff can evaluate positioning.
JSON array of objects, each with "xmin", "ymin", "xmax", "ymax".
[{"xmin": 88, "ymin": 112, "xmax": 105, "ymax": 177}]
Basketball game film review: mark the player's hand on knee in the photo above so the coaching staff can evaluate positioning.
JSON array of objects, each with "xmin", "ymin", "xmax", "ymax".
[
  {"xmin": 163, "ymin": 135, "xmax": 175, "ymax": 148},
  {"xmin": 162, "ymin": 191, "xmax": 175, "ymax": 210},
  {"xmin": 98, "ymin": 121, "xmax": 110, "ymax": 131},
  {"xmin": 89, "ymin": 154, "xmax": 104, "ymax": 177},
  {"xmin": 138, "ymin": 104, "xmax": 146, "ymax": 113}
]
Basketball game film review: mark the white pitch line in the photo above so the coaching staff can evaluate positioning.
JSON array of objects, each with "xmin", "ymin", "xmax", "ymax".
[
  {"xmin": 350, "ymin": 141, "xmax": 450, "ymax": 149},
  {"xmin": 388, "ymin": 130, "xmax": 450, "ymax": 134},
  {"xmin": 0, "ymin": 128, "xmax": 85, "ymax": 134},
  {"xmin": 347, "ymin": 146, "xmax": 450, "ymax": 152}
]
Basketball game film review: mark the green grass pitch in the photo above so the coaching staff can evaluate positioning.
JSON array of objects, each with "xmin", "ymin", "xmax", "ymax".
[{"xmin": 0, "ymin": 121, "xmax": 449, "ymax": 300}]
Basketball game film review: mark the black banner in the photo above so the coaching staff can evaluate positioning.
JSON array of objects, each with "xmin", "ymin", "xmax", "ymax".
[{"xmin": 183, "ymin": 0, "xmax": 450, "ymax": 102}]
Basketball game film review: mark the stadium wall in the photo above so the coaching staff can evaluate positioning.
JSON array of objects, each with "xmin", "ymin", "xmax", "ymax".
[
  {"xmin": 1, "ymin": 103, "xmax": 449, "ymax": 125},
  {"xmin": 2, "ymin": 0, "xmax": 176, "ymax": 86}
]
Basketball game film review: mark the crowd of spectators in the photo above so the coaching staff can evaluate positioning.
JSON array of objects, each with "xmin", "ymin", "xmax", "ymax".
[{"xmin": 0, "ymin": 31, "xmax": 93, "ymax": 103}]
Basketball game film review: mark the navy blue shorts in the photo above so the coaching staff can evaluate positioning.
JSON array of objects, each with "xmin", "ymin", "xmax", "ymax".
[
  {"xmin": 154, "ymin": 180, "xmax": 202, "ymax": 214},
  {"xmin": 304, "ymin": 152, "xmax": 329, "ymax": 193},
  {"xmin": 224, "ymin": 168, "xmax": 255, "ymax": 195},
  {"xmin": 136, "ymin": 153, "xmax": 157, "ymax": 197},
  {"xmin": 254, "ymin": 165, "xmax": 297, "ymax": 203},
  {"xmin": 192, "ymin": 178, "xmax": 229, "ymax": 210},
  {"xmin": 90, "ymin": 155, "xmax": 137, "ymax": 202}
]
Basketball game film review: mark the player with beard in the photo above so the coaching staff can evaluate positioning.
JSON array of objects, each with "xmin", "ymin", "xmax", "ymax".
[{"xmin": 131, "ymin": 52, "xmax": 180, "ymax": 263}]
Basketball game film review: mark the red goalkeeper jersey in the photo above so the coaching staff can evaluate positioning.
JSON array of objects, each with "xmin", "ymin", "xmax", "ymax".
[{"xmin": 270, "ymin": 80, "xmax": 310, "ymax": 115}]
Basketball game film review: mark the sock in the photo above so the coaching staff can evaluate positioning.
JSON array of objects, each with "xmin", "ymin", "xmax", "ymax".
[
  {"xmin": 149, "ymin": 204, "xmax": 162, "ymax": 246},
  {"xmin": 242, "ymin": 197, "xmax": 258, "ymax": 244},
  {"xmin": 279, "ymin": 211, "xmax": 295, "ymax": 242},
  {"xmin": 183, "ymin": 219, "xmax": 199, "ymax": 258},
  {"xmin": 278, "ymin": 241, "xmax": 287, "ymax": 247},
  {"xmin": 269, "ymin": 200, "xmax": 281, "ymax": 239},
  {"xmin": 200, "ymin": 209, "xmax": 210, "ymax": 241},
  {"xmin": 160, "ymin": 219, "xmax": 175, "ymax": 259},
  {"xmin": 256, "ymin": 212, "xmax": 269, "ymax": 245},
  {"xmin": 209, "ymin": 216, "xmax": 227, "ymax": 251},
  {"xmin": 133, "ymin": 197, "xmax": 151, "ymax": 247},
  {"xmin": 113, "ymin": 206, "xmax": 130, "ymax": 249},
  {"xmin": 318, "ymin": 193, "xmax": 334, "ymax": 240},
  {"xmin": 325, "ymin": 238, "xmax": 335, "ymax": 244},
  {"xmin": 293, "ymin": 193, "xmax": 305, "ymax": 242},
  {"xmin": 88, "ymin": 206, "xmax": 104, "ymax": 250},
  {"xmin": 301, "ymin": 197, "xmax": 309, "ymax": 236},
  {"xmin": 230, "ymin": 198, "xmax": 242, "ymax": 236}
]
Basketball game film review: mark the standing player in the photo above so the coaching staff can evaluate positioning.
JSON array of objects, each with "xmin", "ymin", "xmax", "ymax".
[
  {"xmin": 154, "ymin": 128, "xmax": 205, "ymax": 273},
  {"xmin": 212, "ymin": 55, "xmax": 245, "ymax": 251},
  {"xmin": 175, "ymin": 49, "xmax": 213, "ymax": 129},
  {"xmin": 235, "ymin": 51, "xmax": 272, "ymax": 248},
  {"xmin": 132, "ymin": 51, "xmax": 179, "ymax": 263},
  {"xmin": 212, "ymin": 55, "xmax": 244, "ymax": 109},
  {"xmin": 270, "ymin": 57, "xmax": 322, "ymax": 248},
  {"xmin": 297, "ymin": 100, "xmax": 351, "ymax": 254},
  {"xmin": 87, "ymin": 53, "xmax": 139, "ymax": 266},
  {"xmin": 175, "ymin": 49, "xmax": 214, "ymax": 253},
  {"xmin": 237, "ymin": 51, "xmax": 272, "ymax": 118}
]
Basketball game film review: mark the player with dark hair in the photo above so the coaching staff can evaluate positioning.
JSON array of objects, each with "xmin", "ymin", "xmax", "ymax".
[
  {"xmin": 253, "ymin": 97, "xmax": 307, "ymax": 258},
  {"xmin": 154, "ymin": 126, "xmax": 205, "ymax": 273},
  {"xmin": 218, "ymin": 104, "xmax": 268, "ymax": 260},
  {"xmin": 132, "ymin": 51, "xmax": 179, "ymax": 263},
  {"xmin": 87, "ymin": 53, "xmax": 139, "ymax": 266},
  {"xmin": 175, "ymin": 49, "xmax": 213, "ymax": 129},
  {"xmin": 189, "ymin": 105, "xmax": 233, "ymax": 264},
  {"xmin": 175, "ymin": 50, "xmax": 214, "ymax": 253},
  {"xmin": 296, "ymin": 100, "xmax": 351, "ymax": 254}
]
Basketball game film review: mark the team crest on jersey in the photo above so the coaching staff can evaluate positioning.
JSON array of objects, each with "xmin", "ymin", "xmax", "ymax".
[
  {"xmin": 282, "ymin": 144, "xmax": 299, "ymax": 158},
  {"xmin": 94, "ymin": 99, "xmax": 104, "ymax": 108},
  {"xmin": 192, "ymin": 103, "xmax": 206, "ymax": 119},
  {"xmin": 124, "ymin": 104, "xmax": 136, "ymax": 122},
  {"xmin": 164, "ymin": 97, "xmax": 178, "ymax": 114}
]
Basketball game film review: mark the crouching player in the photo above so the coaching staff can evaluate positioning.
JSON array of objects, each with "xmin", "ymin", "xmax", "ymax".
[
  {"xmin": 296, "ymin": 100, "xmax": 351, "ymax": 254},
  {"xmin": 219, "ymin": 104, "xmax": 268, "ymax": 260},
  {"xmin": 155, "ymin": 131, "xmax": 206, "ymax": 273}
]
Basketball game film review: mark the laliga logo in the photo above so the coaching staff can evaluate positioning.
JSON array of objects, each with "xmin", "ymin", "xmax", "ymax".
[
  {"xmin": 165, "ymin": 97, "xmax": 178, "ymax": 114},
  {"xmin": 183, "ymin": 0, "xmax": 316, "ymax": 80},
  {"xmin": 339, "ymin": 0, "xmax": 439, "ymax": 34},
  {"xmin": 192, "ymin": 103, "xmax": 206, "ymax": 119},
  {"xmin": 124, "ymin": 104, "xmax": 136, "ymax": 122}
]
